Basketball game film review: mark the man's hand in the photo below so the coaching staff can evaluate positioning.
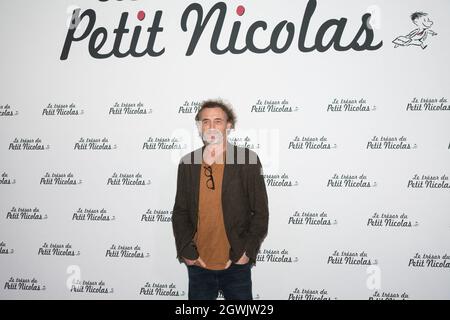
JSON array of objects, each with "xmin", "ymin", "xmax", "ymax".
[
  {"xmin": 183, "ymin": 256, "xmax": 206, "ymax": 268},
  {"xmin": 235, "ymin": 252, "xmax": 250, "ymax": 265}
]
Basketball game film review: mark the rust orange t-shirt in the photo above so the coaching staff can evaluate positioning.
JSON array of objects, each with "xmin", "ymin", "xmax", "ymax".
[{"xmin": 193, "ymin": 152, "xmax": 231, "ymax": 270}]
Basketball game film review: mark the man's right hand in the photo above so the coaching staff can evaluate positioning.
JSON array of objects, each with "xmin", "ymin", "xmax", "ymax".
[{"xmin": 183, "ymin": 256, "xmax": 206, "ymax": 268}]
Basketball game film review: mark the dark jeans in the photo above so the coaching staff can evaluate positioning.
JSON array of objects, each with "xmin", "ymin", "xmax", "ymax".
[{"xmin": 187, "ymin": 262, "xmax": 253, "ymax": 300}]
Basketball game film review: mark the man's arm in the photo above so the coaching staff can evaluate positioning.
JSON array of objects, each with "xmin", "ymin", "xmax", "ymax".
[
  {"xmin": 172, "ymin": 161, "xmax": 199, "ymax": 263},
  {"xmin": 244, "ymin": 154, "xmax": 269, "ymax": 264}
]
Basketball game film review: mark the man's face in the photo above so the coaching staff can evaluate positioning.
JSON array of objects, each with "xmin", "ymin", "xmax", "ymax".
[
  {"xmin": 414, "ymin": 15, "xmax": 433, "ymax": 28},
  {"xmin": 198, "ymin": 107, "xmax": 232, "ymax": 145}
]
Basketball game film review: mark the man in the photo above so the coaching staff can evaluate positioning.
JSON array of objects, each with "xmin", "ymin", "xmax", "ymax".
[{"xmin": 172, "ymin": 99, "xmax": 269, "ymax": 300}]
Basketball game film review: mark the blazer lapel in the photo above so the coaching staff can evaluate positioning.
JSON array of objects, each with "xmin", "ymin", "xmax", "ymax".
[
  {"xmin": 191, "ymin": 145, "xmax": 205, "ymax": 213},
  {"xmin": 222, "ymin": 141, "xmax": 238, "ymax": 196}
]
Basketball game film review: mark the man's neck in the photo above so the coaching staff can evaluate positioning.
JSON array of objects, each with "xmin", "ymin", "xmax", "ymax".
[{"xmin": 203, "ymin": 142, "xmax": 227, "ymax": 165}]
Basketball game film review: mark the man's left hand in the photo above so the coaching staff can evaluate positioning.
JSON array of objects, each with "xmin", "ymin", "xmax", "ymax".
[{"xmin": 235, "ymin": 252, "xmax": 250, "ymax": 265}]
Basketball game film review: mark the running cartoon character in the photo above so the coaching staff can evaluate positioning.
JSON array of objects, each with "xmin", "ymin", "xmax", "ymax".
[{"xmin": 393, "ymin": 12, "xmax": 437, "ymax": 49}]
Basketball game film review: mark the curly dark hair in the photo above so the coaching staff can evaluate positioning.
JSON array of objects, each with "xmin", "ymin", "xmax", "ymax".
[
  {"xmin": 411, "ymin": 11, "xmax": 427, "ymax": 21},
  {"xmin": 195, "ymin": 99, "xmax": 237, "ymax": 129}
]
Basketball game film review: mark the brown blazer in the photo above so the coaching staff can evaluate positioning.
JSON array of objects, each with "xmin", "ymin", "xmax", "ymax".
[{"xmin": 172, "ymin": 142, "xmax": 269, "ymax": 265}]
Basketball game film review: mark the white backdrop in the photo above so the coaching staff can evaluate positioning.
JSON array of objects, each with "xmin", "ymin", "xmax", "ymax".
[{"xmin": 0, "ymin": 0, "xmax": 449, "ymax": 300}]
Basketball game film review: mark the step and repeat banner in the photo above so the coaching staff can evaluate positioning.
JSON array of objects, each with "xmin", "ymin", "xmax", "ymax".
[{"xmin": 0, "ymin": 0, "xmax": 449, "ymax": 300}]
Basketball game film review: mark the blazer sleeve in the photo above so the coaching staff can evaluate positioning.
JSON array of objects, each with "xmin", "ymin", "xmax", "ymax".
[
  {"xmin": 172, "ymin": 161, "xmax": 199, "ymax": 262},
  {"xmin": 244, "ymin": 154, "xmax": 269, "ymax": 263}
]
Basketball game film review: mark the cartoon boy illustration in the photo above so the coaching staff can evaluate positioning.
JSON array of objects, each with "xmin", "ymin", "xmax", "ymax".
[{"xmin": 393, "ymin": 12, "xmax": 437, "ymax": 49}]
